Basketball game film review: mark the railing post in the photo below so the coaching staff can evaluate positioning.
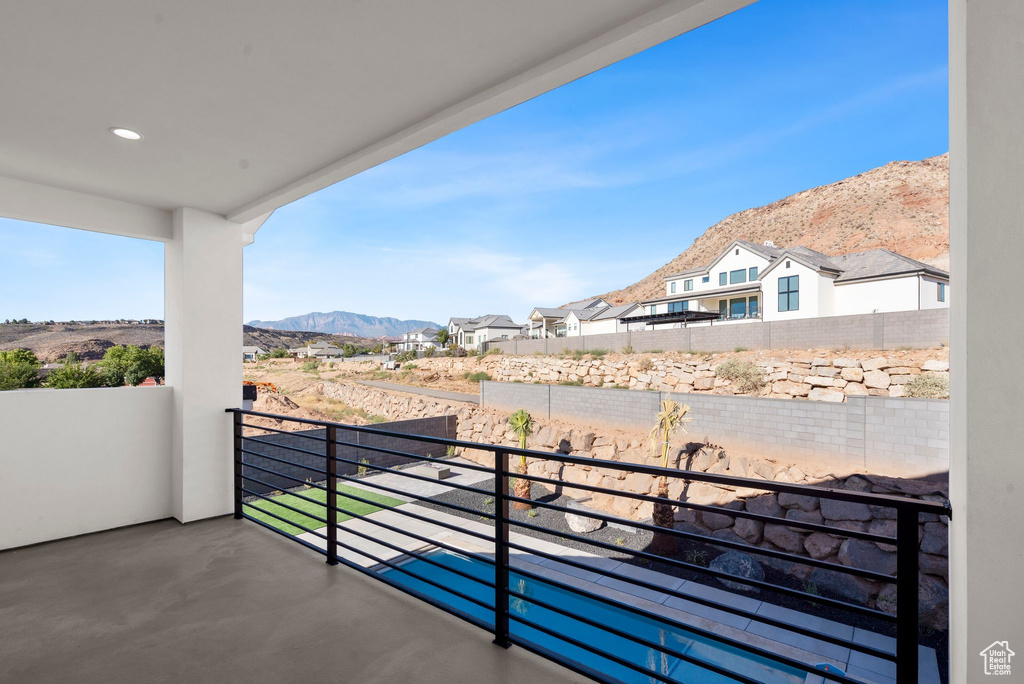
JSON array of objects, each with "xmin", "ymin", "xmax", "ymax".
[
  {"xmin": 895, "ymin": 506, "xmax": 919, "ymax": 682},
  {"xmin": 233, "ymin": 410, "xmax": 243, "ymax": 520},
  {"xmin": 493, "ymin": 449, "xmax": 510, "ymax": 648},
  {"xmin": 326, "ymin": 425, "xmax": 338, "ymax": 565}
]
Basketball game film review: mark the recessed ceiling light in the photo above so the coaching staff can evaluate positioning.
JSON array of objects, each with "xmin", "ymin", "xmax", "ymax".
[{"xmin": 110, "ymin": 127, "xmax": 143, "ymax": 141}]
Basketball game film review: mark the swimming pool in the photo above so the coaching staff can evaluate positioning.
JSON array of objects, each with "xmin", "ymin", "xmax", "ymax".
[{"xmin": 379, "ymin": 549, "xmax": 809, "ymax": 684}]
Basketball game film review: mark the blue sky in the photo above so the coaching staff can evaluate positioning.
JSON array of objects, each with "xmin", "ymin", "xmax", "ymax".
[{"xmin": 1, "ymin": 0, "xmax": 948, "ymax": 326}]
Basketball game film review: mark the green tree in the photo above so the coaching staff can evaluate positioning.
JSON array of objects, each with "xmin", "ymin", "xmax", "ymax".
[
  {"xmin": 45, "ymin": 354, "xmax": 106, "ymax": 389},
  {"xmin": 436, "ymin": 328, "xmax": 450, "ymax": 347},
  {"xmin": 0, "ymin": 349, "xmax": 42, "ymax": 390},
  {"xmin": 508, "ymin": 409, "xmax": 534, "ymax": 510},
  {"xmin": 268, "ymin": 348, "xmax": 289, "ymax": 358},
  {"xmin": 342, "ymin": 343, "xmax": 357, "ymax": 358},
  {"xmin": 99, "ymin": 345, "xmax": 165, "ymax": 386}
]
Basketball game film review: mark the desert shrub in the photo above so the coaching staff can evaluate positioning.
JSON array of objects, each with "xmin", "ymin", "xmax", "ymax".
[
  {"xmin": 268, "ymin": 348, "xmax": 289, "ymax": 358},
  {"xmin": 733, "ymin": 346, "xmax": 748, "ymax": 353},
  {"xmin": 483, "ymin": 347, "xmax": 502, "ymax": 356},
  {"xmin": 394, "ymin": 350, "xmax": 417, "ymax": 363},
  {"xmin": 637, "ymin": 358, "xmax": 653, "ymax": 372},
  {"xmin": 588, "ymin": 349, "xmax": 609, "ymax": 359},
  {"xmin": 904, "ymin": 373, "xmax": 949, "ymax": 399},
  {"xmin": 466, "ymin": 348, "xmax": 480, "ymax": 357},
  {"xmin": 423, "ymin": 346, "xmax": 436, "ymax": 358},
  {"xmin": 621, "ymin": 345, "xmax": 634, "ymax": 355},
  {"xmin": 453, "ymin": 347, "xmax": 468, "ymax": 357},
  {"xmin": 0, "ymin": 349, "xmax": 42, "ymax": 390},
  {"xmin": 464, "ymin": 371, "xmax": 491, "ymax": 382},
  {"xmin": 45, "ymin": 354, "xmax": 106, "ymax": 389},
  {"xmin": 559, "ymin": 379, "xmax": 584, "ymax": 386},
  {"xmin": 716, "ymin": 360, "xmax": 766, "ymax": 393},
  {"xmin": 301, "ymin": 360, "xmax": 319, "ymax": 372}
]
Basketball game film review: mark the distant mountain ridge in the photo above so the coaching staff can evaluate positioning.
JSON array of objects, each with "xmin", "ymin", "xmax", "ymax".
[{"xmin": 247, "ymin": 311, "xmax": 441, "ymax": 337}]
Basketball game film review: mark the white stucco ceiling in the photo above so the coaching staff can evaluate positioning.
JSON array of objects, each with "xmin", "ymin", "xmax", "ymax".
[{"xmin": 0, "ymin": 1, "xmax": 750, "ymax": 222}]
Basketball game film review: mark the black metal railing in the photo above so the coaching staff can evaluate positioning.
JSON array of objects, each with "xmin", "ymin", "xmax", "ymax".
[{"xmin": 227, "ymin": 407, "xmax": 950, "ymax": 684}]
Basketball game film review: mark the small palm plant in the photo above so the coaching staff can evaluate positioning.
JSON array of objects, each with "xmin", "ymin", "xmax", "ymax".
[
  {"xmin": 508, "ymin": 409, "xmax": 534, "ymax": 510},
  {"xmin": 648, "ymin": 400, "xmax": 692, "ymax": 553}
]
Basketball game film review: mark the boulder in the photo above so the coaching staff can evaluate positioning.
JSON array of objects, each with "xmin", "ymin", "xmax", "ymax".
[
  {"xmin": 565, "ymin": 511, "xmax": 603, "ymax": 534},
  {"xmin": 875, "ymin": 575, "xmax": 949, "ymax": 632},
  {"xmin": 920, "ymin": 522, "xmax": 949, "ymax": 555},
  {"xmin": 833, "ymin": 358, "xmax": 861, "ymax": 368},
  {"xmin": 820, "ymin": 498, "xmax": 873, "ymax": 522},
  {"xmin": 710, "ymin": 528, "xmax": 749, "ymax": 547},
  {"xmin": 808, "ymin": 387, "xmax": 845, "ymax": 402},
  {"xmin": 867, "ymin": 519, "xmax": 897, "ymax": 552},
  {"xmin": 843, "ymin": 382, "xmax": 869, "ymax": 396},
  {"xmin": 763, "ymin": 524, "xmax": 806, "ymax": 553},
  {"xmin": 838, "ymin": 539, "xmax": 897, "ymax": 576},
  {"xmin": 778, "ymin": 491, "xmax": 819, "ymax": 511},
  {"xmin": 840, "ymin": 367, "xmax": 864, "ymax": 382},
  {"xmin": 745, "ymin": 493, "xmax": 784, "ymax": 518},
  {"xmin": 773, "ymin": 380, "xmax": 811, "ymax": 396},
  {"xmin": 785, "ymin": 508, "xmax": 824, "ymax": 530},
  {"xmin": 734, "ymin": 517, "xmax": 764, "ymax": 543},
  {"xmin": 808, "ymin": 568, "xmax": 875, "ymax": 605},
  {"xmin": 570, "ymin": 431, "xmax": 595, "ymax": 452},
  {"xmin": 804, "ymin": 532, "xmax": 843, "ymax": 559},
  {"xmin": 701, "ymin": 510, "xmax": 736, "ymax": 531},
  {"xmin": 863, "ymin": 370, "xmax": 891, "ymax": 389},
  {"xmin": 709, "ymin": 551, "xmax": 765, "ymax": 594},
  {"xmin": 861, "ymin": 357, "xmax": 888, "ymax": 372},
  {"xmin": 920, "ymin": 553, "xmax": 949, "ymax": 580},
  {"xmin": 922, "ymin": 360, "xmax": 949, "ymax": 372}
]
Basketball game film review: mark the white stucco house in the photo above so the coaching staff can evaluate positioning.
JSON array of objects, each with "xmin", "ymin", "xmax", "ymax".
[
  {"xmin": 631, "ymin": 239, "xmax": 949, "ymax": 328},
  {"xmin": 448, "ymin": 315, "xmax": 522, "ymax": 350},
  {"xmin": 398, "ymin": 327, "xmax": 440, "ymax": 352},
  {"xmin": 241, "ymin": 345, "xmax": 266, "ymax": 361},
  {"xmin": 527, "ymin": 298, "xmax": 611, "ymax": 338},
  {"xmin": 290, "ymin": 341, "xmax": 343, "ymax": 358}
]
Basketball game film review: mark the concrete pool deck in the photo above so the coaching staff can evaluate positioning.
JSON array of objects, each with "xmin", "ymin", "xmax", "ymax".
[{"xmin": 297, "ymin": 462, "xmax": 942, "ymax": 684}]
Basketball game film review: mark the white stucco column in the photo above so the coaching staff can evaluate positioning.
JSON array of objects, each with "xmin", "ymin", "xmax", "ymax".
[
  {"xmin": 949, "ymin": 2, "xmax": 1024, "ymax": 680},
  {"xmin": 164, "ymin": 208, "xmax": 244, "ymax": 522}
]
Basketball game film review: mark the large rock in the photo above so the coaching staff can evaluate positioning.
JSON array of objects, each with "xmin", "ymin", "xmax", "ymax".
[
  {"xmin": 808, "ymin": 568, "xmax": 875, "ymax": 605},
  {"xmin": 808, "ymin": 387, "xmax": 845, "ymax": 402},
  {"xmin": 861, "ymin": 357, "xmax": 887, "ymax": 372},
  {"xmin": 763, "ymin": 524, "xmax": 806, "ymax": 553},
  {"xmin": 804, "ymin": 532, "xmax": 843, "ymax": 559},
  {"xmin": 863, "ymin": 370, "xmax": 891, "ymax": 389},
  {"xmin": 920, "ymin": 522, "xmax": 949, "ymax": 555},
  {"xmin": 920, "ymin": 553, "xmax": 949, "ymax": 580},
  {"xmin": 922, "ymin": 360, "xmax": 949, "ymax": 372},
  {"xmin": 875, "ymin": 575, "xmax": 948, "ymax": 632},
  {"xmin": 772, "ymin": 380, "xmax": 811, "ymax": 397},
  {"xmin": 785, "ymin": 508, "xmax": 824, "ymax": 530},
  {"xmin": 701, "ymin": 510, "xmax": 736, "ymax": 531},
  {"xmin": 687, "ymin": 446, "xmax": 726, "ymax": 472},
  {"xmin": 745, "ymin": 493, "xmax": 784, "ymax": 518},
  {"xmin": 734, "ymin": 517, "xmax": 764, "ymax": 543},
  {"xmin": 778, "ymin": 491, "xmax": 819, "ymax": 512},
  {"xmin": 838, "ymin": 539, "xmax": 897, "ymax": 576},
  {"xmin": 820, "ymin": 498, "xmax": 873, "ymax": 522},
  {"xmin": 840, "ymin": 367, "xmax": 864, "ymax": 382},
  {"xmin": 565, "ymin": 510, "xmax": 603, "ymax": 534},
  {"xmin": 709, "ymin": 550, "xmax": 765, "ymax": 594}
]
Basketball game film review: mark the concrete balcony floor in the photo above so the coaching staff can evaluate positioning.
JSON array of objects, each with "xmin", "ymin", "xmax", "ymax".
[{"xmin": 0, "ymin": 517, "xmax": 586, "ymax": 684}]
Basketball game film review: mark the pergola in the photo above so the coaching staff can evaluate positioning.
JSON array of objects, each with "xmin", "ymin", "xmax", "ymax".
[{"xmin": 0, "ymin": 2, "xmax": 1018, "ymax": 681}]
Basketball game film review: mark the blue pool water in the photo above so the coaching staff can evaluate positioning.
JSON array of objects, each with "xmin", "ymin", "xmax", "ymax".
[{"xmin": 379, "ymin": 550, "xmax": 808, "ymax": 684}]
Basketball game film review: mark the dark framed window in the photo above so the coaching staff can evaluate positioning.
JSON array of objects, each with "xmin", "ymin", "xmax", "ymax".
[
  {"xmin": 748, "ymin": 296, "xmax": 758, "ymax": 318},
  {"xmin": 719, "ymin": 272, "xmax": 727, "ymax": 286},
  {"xmin": 718, "ymin": 300, "xmax": 727, "ymax": 317},
  {"xmin": 729, "ymin": 269, "xmax": 746, "ymax": 284},
  {"xmin": 668, "ymin": 301, "xmax": 683, "ymax": 313},
  {"xmin": 729, "ymin": 298, "xmax": 746, "ymax": 319},
  {"xmin": 779, "ymin": 275, "xmax": 799, "ymax": 312},
  {"xmin": 683, "ymin": 300, "xmax": 689, "ymax": 311},
  {"xmin": 684, "ymin": 279, "xmax": 693, "ymax": 291},
  {"xmin": 749, "ymin": 266, "xmax": 758, "ymax": 280},
  {"xmin": 670, "ymin": 281, "xmax": 676, "ymax": 293},
  {"xmin": 937, "ymin": 282, "xmax": 946, "ymax": 302},
  {"xmin": 650, "ymin": 305, "xmax": 657, "ymax": 315},
  {"xmin": 702, "ymin": 276, "xmax": 710, "ymax": 283}
]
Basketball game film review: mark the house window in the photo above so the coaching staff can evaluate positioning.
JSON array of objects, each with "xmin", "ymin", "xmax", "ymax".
[
  {"xmin": 719, "ymin": 272, "xmax": 727, "ymax": 286},
  {"xmin": 779, "ymin": 275, "xmax": 799, "ymax": 312},
  {"xmin": 466, "ymin": 336, "xmax": 474, "ymax": 345},
  {"xmin": 749, "ymin": 266, "xmax": 758, "ymax": 280},
  {"xmin": 786, "ymin": 260, "xmax": 791, "ymax": 269},
  {"xmin": 748, "ymin": 296, "xmax": 758, "ymax": 318},
  {"xmin": 684, "ymin": 279, "xmax": 693, "ymax": 291},
  {"xmin": 718, "ymin": 300, "xmax": 727, "ymax": 317},
  {"xmin": 730, "ymin": 298, "xmax": 747, "ymax": 319},
  {"xmin": 937, "ymin": 282, "xmax": 946, "ymax": 302},
  {"xmin": 735, "ymin": 248, "xmax": 740, "ymax": 255},
  {"xmin": 668, "ymin": 301, "xmax": 683, "ymax": 313},
  {"xmin": 683, "ymin": 300, "xmax": 689, "ymax": 311},
  {"xmin": 729, "ymin": 269, "xmax": 746, "ymax": 284},
  {"xmin": 702, "ymin": 276, "xmax": 710, "ymax": 283},
  {"xmin": 670, "ymin": 282, "xmax": 676, "ymax": 293},
  {"xmin": 650, "ymin": 305, "xmax": 657, "ymax": 315}
]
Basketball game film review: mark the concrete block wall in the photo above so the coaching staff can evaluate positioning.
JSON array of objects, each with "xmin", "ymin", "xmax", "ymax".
[
  {"xmin": 485, "ymin": 309, "xmax": 949, "ymax": 355},
  {"xmin": 480, "ymin": 381, "xmax": 948, "ymax": 477},
  {"xmin": 241, "ymin": 414, "xmax": 456, "ymax": 495}
]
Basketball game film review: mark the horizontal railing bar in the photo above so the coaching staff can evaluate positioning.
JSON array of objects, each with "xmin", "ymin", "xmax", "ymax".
[
  {"xmin": 505, "ymin": 585, "xmax": 771, "ymax": 684},
  {"xmin": 242, "ymin": 501, "xmax": 328, "ymax": 540},
  {"xmin": 511, "ymin": 470, "xmax": 896, "ymax": 544},
  {"xmin": 507, "ymin": 515, "xmax": 893, "ymax": 621},
  {"xmin": 241, "ymin": 434, "xmax": 328, "ymax": 462},
  {"xmin": 327, "ymin": 506, "xmax": 495, "ymax": 589},
  {"xmin": 330, "ymin": 437, "xmax": 493, "ymax": 474},
  {"xmin": 228, "ymin": 408, "xmax": 949, "ymax": 515},
  {"xmin": 505, "ymin": 539, "xmax": 895, "ymax": 661},
  {"xmin": 239, "ymin": 441, "xmax": 328, "ymax": 474},
  {"xmin": 505, "ymin": 492, "xmax": 895, "ymax": 583},
  {"xmin": 508, "ymin": 563, "xmax": 869, "ymax": 684},
  {"xmin": 331, "ymin": 453, "xmax": 493, "ymax": 497},
  {"xmin": 239, "ymin": 422, "xmax": 328, "ymax": 441},
  {"xmin": 242, "ymin": 513, "xmax": 328, "ymax": 556},
  {"xmin": 239, "ymin": 474, "xmax": 327, "ymax": 508},
  {"xmin": 241, "ymin": 487, "xmax": 328, "ymax": 526},
  {"xmin": 329, "ymin": 469, "xmax": 497, "ymax": 521},
  {"xmin": 239, "ymin": 456, "xmax": 330, "ymax": 492}
]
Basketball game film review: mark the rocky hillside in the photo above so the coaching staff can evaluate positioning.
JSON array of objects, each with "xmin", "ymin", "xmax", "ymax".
[
  {"xmin": 248, "ymin": 310, "xmax": 440, "ymax": 337},
  {"xmin": 0, "ymin": 322, "xmax": 375, "ymax": 362},
  {"xmin": 579, "ymin": 154, "xmax": 949, "ymax": 306}
]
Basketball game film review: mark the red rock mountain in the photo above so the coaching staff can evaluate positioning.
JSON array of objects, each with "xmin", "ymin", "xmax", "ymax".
[{"xmin": 579, "ymin": 154, "xmax": 949, "ymax": 307}]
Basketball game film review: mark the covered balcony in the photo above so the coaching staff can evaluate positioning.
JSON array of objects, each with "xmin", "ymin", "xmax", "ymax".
[{"xmin": 0, "ymin": 2, "xmax": 1020, "ymax": 684}]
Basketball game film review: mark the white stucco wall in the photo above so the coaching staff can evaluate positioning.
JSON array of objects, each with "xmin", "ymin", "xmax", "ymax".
[
  {"xmin": 582, "ymin": 318, "xmax": 619, "ymax": 336},
  {"xmin": 919, "ymin": 275, "xmax": 950, "ymax": 309},
  {"xmin": 760, "ymin": 260, "xmax": 821, "ymax": 321},
  {"xmin": 0, "ymin": 386, "xmax": 173, "ymax": 550},
  {"xmin": 665, "ymin": 244, "xmax": 771, "ymax": 296},
  {"xmin": 832, "ymin": 275, "xmax": 921, "ymax": 315}
]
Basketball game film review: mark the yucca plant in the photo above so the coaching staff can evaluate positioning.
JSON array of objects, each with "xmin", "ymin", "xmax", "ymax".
[
  {"xmin": 648, "ymin": 400, "xmax": 692, "ymax": 553},
  {"xmin": 508, "ymin": 409, "xmax": 534, "ymax": 510}
]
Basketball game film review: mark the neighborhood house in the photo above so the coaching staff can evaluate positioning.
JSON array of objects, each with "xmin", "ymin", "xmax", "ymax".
[{"xmin": 448, "ymin": 315, "xmax": 523, "ymax": 351}]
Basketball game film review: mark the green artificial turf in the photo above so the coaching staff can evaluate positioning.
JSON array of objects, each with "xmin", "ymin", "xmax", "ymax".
[{"xmin": 244, "ymin": 483, "xmax": 404, "ymax": 536}]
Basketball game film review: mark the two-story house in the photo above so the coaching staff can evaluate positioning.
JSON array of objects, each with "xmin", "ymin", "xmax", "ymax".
[
  {"xmin": 527, "ymin": 298, "xmax": 612, "ymax": 338},
  {"xmin": 633, "ymin": 239, "xmax": 950, "ymax": 328},
  {"xmin": 399, "ymin": 328, "xmax": 440, "ymax": 352},
  {"xmin": 448, "ymin": 315, "xmax": 522, "ymax": 351}
]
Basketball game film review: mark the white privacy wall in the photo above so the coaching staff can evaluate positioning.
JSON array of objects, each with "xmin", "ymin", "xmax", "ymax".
[
  {"xmin": 0, "ymin": 387, "xmax": 173, "ymax": 550},
  {"xmin": 833, "ymin": 275, "xmax": 920, "ymax": 315}
]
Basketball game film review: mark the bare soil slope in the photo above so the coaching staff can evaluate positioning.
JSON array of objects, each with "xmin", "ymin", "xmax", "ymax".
[{"xmin": 575, "ymin": 154, "xmax": 949, "ymax": 306}]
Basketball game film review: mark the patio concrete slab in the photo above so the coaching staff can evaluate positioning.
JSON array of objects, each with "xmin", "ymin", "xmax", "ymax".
[{"xmin": 0, "ymin": 518, "xmax": 588, "ymax": 684}]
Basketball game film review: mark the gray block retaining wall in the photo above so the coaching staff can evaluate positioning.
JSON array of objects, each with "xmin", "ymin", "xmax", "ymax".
[
  {"xmin": 480, "ymin": 381, "xmax": 948, "ymax": 477},
  {"xmin": 484, "ymin": 308, "xmax": 949, "ymax": 355},
  {"xmin": 241, "ymin": 414, "xmax": 456, "ymax": 495}
]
